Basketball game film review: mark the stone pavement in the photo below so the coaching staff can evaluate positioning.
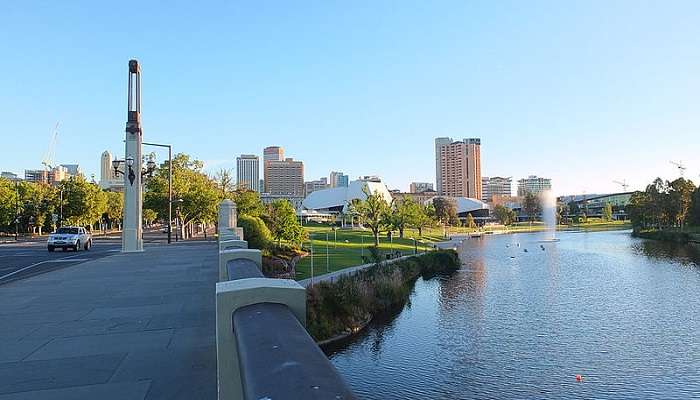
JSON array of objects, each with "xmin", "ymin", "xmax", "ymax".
[{"xmin": 0, "ymin": 242, "xmax": 218, "ymax": 399}]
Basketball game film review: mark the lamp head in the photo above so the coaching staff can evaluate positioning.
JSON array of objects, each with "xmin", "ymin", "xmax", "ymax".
[
  {"xmin": 111, "ymin": 160, "xmax": 120, "ymax": 170},
  {"xmin": 126, "ymin": 156, "xmax": 134, "ymax": 167}
]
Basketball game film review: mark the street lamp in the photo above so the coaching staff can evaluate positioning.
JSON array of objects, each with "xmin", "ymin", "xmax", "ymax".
[
  {"xmin": 326, "ymin": 232, "xmax": 329, "ymax": 272},
  {"xmin": 143, "ymin": 142, "xmax": 173, "ymax": 244}
]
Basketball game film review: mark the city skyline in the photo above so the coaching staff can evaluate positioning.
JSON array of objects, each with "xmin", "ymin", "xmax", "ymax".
[{"xmin": 1, "ymin": 2, "xmax": 699, "ymax": 195}]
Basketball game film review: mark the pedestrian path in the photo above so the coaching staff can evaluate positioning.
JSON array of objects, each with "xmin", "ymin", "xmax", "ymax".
[{"xmin": 0, "ymin": 243, "xmax": 218, "ymax": 400}]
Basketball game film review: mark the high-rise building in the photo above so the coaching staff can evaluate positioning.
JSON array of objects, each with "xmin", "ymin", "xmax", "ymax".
[
  {"xmin": 482, "ymin": 176, "xmax": 512, "ymax": 203},
  {"xmin": 236, "ymin": 154, "xmax": 260, "ymax": 192},
  {"xmin": 263, "ymin": 146, "xmax": 284, "ymax": 191},
  {"xmin": 305, "ymin": 177, "xmax": 329, "ymax": 196},
  {"xmin": 435, "ymin": 137, "xmax": 482, "ymax": 199},
  {"xmin": 517, "ymin": 175, "xmax": 552, "ymax": 196},
  {"xmin": 263, "ymin": 146, "xmax": 284, "ymax": 162},
  {"xmin": 329, "ymin": 171, "xmax": 349, "ymax": 188},
  {"xmin": 410, "ymin": 182, "xmax": 433, "ymax": 193},
  {"xmin": 99, "ymin": 151, "xmax": 124, "ymax": 191},
  {"xmin": 265, "ymin": 158, "xmax": 304, "ymax": 196}
]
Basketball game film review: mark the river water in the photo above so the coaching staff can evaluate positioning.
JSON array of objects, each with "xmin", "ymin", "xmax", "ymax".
[{"xmin": 327, "ymin": 230, "xmax": 700, "ymax": 399}]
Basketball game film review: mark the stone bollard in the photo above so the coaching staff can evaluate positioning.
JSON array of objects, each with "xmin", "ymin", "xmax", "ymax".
[
  {"xmin": 216, "ymin": 278, "xmax": 306, "ymax": 400},
  {"xmin": 218, "ymin": 200, "xmax": 237, "ymax": 232},
  {"xmin": 219, "ymin": 248, "xmax": 262, "ymax": 282}
]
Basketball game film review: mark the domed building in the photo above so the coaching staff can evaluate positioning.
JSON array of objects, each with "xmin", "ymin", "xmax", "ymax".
[{"xmin": 302, "ymin": 177, "xmax": 393, "ymax": 214}]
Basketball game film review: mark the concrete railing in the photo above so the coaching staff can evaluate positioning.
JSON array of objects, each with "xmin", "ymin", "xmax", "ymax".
[{"xmin": 215, "ymin": 200, "xmax": 356, "ymax": 400}]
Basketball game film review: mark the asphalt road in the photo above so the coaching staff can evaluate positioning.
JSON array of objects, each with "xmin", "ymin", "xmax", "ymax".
[{"xmin": 0, "ymin": 230, "xmax": 178, "ymax": 285}]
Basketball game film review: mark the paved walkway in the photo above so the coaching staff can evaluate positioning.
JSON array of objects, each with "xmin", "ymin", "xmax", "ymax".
[{"xmin": 0, "ymin": 242, "xmax": 218, "ymax": 400}]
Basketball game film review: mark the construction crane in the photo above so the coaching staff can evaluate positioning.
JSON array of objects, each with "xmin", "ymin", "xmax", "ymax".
[
  {"xmin": 41, "ymin": 122, "xmax": 60, "ymax": 170},
  {"xmin": 670, "ymin": 160, "xmax": 686, "ymax": 177},
  {"xmin": 613, "ymin": 179, "xmax": 629, "ymax": 192}
]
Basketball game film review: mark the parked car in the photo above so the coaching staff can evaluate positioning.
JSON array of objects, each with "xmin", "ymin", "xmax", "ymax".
[{"xmin": 48, "ymin": 226, "xmax": 92, "ymax": 252}]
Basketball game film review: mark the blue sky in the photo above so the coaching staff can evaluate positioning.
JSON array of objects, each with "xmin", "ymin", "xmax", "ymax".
[{"xmin": 1, "ymin": 1, "xmax": 698, "ymax": 195}]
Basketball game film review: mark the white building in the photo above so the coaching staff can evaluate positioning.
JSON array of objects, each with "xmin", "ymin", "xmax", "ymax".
[
  {"xmin": 99, "ymin": 151, "xmax": 124, "ymax": 191},
  {"xmin": 482, "ymin": 176, "xmax": 512, "ymax": 202},
  {"xmin": 302, "ymin": 177, "xmax": 393, "ymax": 213},
  {"xmin": 236, "ymin": 154, "xmax": 260, "ymax": 192},
  {"xmin": 517, "ymin": 175, "xmax": 552, "ymax": 196}
]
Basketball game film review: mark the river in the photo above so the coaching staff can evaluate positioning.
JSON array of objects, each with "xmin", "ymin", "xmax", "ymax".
[{"xmin": 327, "ymin": 230, "xmax": 700, "ymax": 399}]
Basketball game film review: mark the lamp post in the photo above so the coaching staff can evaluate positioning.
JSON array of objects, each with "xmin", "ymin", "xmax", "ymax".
[
  {"xmin": 326, "ymin": 232, "xmax": 329, "ymax": 272},
  {"xmin": 410, "ymin": 237, "xmax": 417, "ymax": 255},
  {"xmin": 143, "ymin": 142, "xmax": 173, "ymax": 244},
  {"xmin": 14, "ymin": 180, "xmax": 19, "ymax": 241}
]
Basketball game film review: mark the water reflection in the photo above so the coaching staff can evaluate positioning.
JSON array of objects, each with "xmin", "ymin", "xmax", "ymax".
[{"xmin": 329, "ymin": 231, "xmax": 700, "ymax": 399}]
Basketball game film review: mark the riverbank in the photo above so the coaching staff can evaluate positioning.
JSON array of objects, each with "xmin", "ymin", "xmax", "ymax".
[
  {"xmin": 306, "ymin": 250, "xmax": 461, "ymax": 343},
  {"xmin": 633, "ymin": 228, "xmax": 700, "ymax": 243}
]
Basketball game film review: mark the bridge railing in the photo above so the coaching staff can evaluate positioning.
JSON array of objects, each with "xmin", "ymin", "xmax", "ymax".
[{"xmin": 215, "ymin": 200, "xmax": 356, "ymax": 400}]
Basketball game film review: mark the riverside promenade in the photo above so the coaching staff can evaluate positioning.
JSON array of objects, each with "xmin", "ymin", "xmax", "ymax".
[{"xmin": 0, "ymin": 242, "xmax": 218, "ymax": 399}]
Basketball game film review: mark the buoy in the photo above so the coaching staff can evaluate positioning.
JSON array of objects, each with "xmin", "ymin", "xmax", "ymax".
[
  {"xmin": 524, "ymin": 249, "xmax": 528, "ymax": 253},
  {"xmin": 576, "ymin": 374, "xmax": 583, "ymax": 382}
]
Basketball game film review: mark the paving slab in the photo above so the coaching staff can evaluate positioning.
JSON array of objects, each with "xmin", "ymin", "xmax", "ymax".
[{"xmin": 0, "ymin": 242, "xmax": 217, "ymax": 399}]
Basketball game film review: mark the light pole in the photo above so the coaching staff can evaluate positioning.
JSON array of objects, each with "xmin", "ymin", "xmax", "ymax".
[
  {"xmin": 410, "ymin": 237, "xmax": 417, "ymax": 254},
  {"xmin": 326, "ymin": 232, "xmax": 329, "ymax": 272},
  {"xmin": 310, "ymin": 238, "xmax": 314, "ymax": 286},
  {"xmin": 14, "ymin": 180, "xmax": 19, "ymax": 241},
  {"xmin": 143, "ymin": 141, "xmax": 173, "ymax": 244},
  {"xmin": 121, "ymin": 59, "xmax": 144, "ymax": 252}
]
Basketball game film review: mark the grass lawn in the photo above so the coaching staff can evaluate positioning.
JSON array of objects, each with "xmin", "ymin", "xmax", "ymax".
[
  {"xmin": 294, "ymin": 225, "xmax": 442, "ymax": 281},
  {"xmin": 293, "ymin": 221, "xmax": 632, "ymax": 281}
]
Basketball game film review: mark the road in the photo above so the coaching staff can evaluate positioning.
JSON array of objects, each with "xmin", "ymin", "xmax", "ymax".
[{"xmin": 0, "ymin": 229, "xmax": 179, "ymax": 285}]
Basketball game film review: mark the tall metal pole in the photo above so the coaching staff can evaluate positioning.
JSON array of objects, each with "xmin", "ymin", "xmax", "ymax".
[
  {"xmin": 168, "ymin": 147, "xmax": 172, "ymax": 244},
  {"xmin": 143, "ymin": 142, "xmax": 173, "ymax": 244},
  {"xmin": 326, "ymin": 232, "xmax": 329, "ymax": 272},
  {"xmin": 14, "ymin": 180, "xmax": 19, "ymax": 241}
]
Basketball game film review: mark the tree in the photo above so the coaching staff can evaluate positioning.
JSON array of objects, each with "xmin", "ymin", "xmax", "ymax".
[
  {"xmin": 59, "ymin": 177, "xmax": 107, "ymax": 229},
  {"xmin": 413, "ymin": 203, "xmax": 436, "ymax": 237},
  {"xmin": 238, "ymin": 214, "xmax": 272, "ymax": 250},
  {"xmin": 668, "ymin": 178, "xmax": 696, "ymax": 230},
  {"xmin": 214, "ymin": 168, "xmax": 235, "ymax": 199},
  {"xmin": 433, "ymin": 197, "xmax": 458, "ymax": 237},
  {"xmin": 356, "ymin": 184, "xmax": 390, "ymax": 246},
  {"xmin": 145, "ymin": 153, "xmax": 220, "ymax": 239},
  {"xmin": 627, "ymin": 191, "xmax": 650, "ymax": 229},
  {"xmin": 602, "ymin": 202, "xmax": 613, "ymax": 222},
  {"xmin": 105, "ymin": 191, "xmax": 124, "ymax": 229},
  {"xmin": 266, "ymin": 199, "xmax": 304, "ymax": 246},
  {"xmin": 522, "ymin": 192, "xmax": 541, "ymax": 222},
  {"xmin": 20, "ymin": 182, "xmax": 57, "ymax": 235},
  {"xmin": 390, "ymin": 197, "xmax": 420, "ymax": 238},
  {"xmin": 691, "ymin": 187, "xmax": 700, "ymax": 226},
  {"xmin": 143, "ymin": 208, "xmax": 158, "ymax": 227},
  {"xmin": 0, "ymin": 178, "xmax": 19, "ymax": 232},
  {"xmin": 493, "ymin": 204, "xmax": 516, "ymax": 226},
  {"xmin": 466, "ymin": 213, "xmax": 476, "ymax": 229},
  {"xmin": 232, "ymin": 189, "xmax": 266, "ymax": 217}
]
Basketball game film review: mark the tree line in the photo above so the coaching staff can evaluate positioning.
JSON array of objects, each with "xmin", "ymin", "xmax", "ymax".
[
  {"xmin": 0, "ymin": 175, "xmax": 123, "ymax": 235},
  {"xmin": 627, "ymin": 177, "xmax": 700, "ymax": 231}
]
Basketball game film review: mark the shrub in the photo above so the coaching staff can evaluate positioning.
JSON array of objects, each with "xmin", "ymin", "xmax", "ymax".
[
  {"xmin": 306, "ymin": 250, "xmax": 460, "ymax": 342},
  {"xmin": 237, "ymin": 214, "xmax": 272, "ymax": 250}
]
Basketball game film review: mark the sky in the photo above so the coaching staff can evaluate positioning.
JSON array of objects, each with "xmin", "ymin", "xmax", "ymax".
[{"xmin": 1, "ymin": 1, "xmax": 698, "ymax": 196}]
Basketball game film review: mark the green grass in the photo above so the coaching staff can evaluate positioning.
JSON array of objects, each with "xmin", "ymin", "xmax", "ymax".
[
  {"xmin": 295, "ymin": 226, "xmax": 441, "ymax": 281},
  {"xmin": 294, "ymin": 221, "xmax": 632, "ymax": 281}
]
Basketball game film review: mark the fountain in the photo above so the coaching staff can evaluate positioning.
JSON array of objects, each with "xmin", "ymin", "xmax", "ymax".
[{"xmin": 540, "ymin": 190, "xmax": 559, "ymax": 242}]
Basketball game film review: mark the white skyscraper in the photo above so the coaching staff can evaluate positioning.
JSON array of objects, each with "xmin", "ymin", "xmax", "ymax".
[{"xmin": 237, "ymin": 154, "xmax": 260, "ymax": 192}]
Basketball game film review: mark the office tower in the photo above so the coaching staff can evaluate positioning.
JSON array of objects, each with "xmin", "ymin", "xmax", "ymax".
[
  {"xmin": 236, "ymin": 154, "xmax": 260, "ymax": 192},
  {"xmin": 435, "ymin": 137, "xmax": 482, "ymax": 199},
  {"xmin": 517, "ymin": 175, "xmax": 552, "ymax": 196},
  {"xmin": 482, "ymin": 176, "xmax": 513, "ymax": 202},
  {"xmin": 265, "ymin": 158, "xmax": 304, "ymax": 196},
  {"xmin": 330, "ymin": 171, "xmax": 349, "ymax": 188}
]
